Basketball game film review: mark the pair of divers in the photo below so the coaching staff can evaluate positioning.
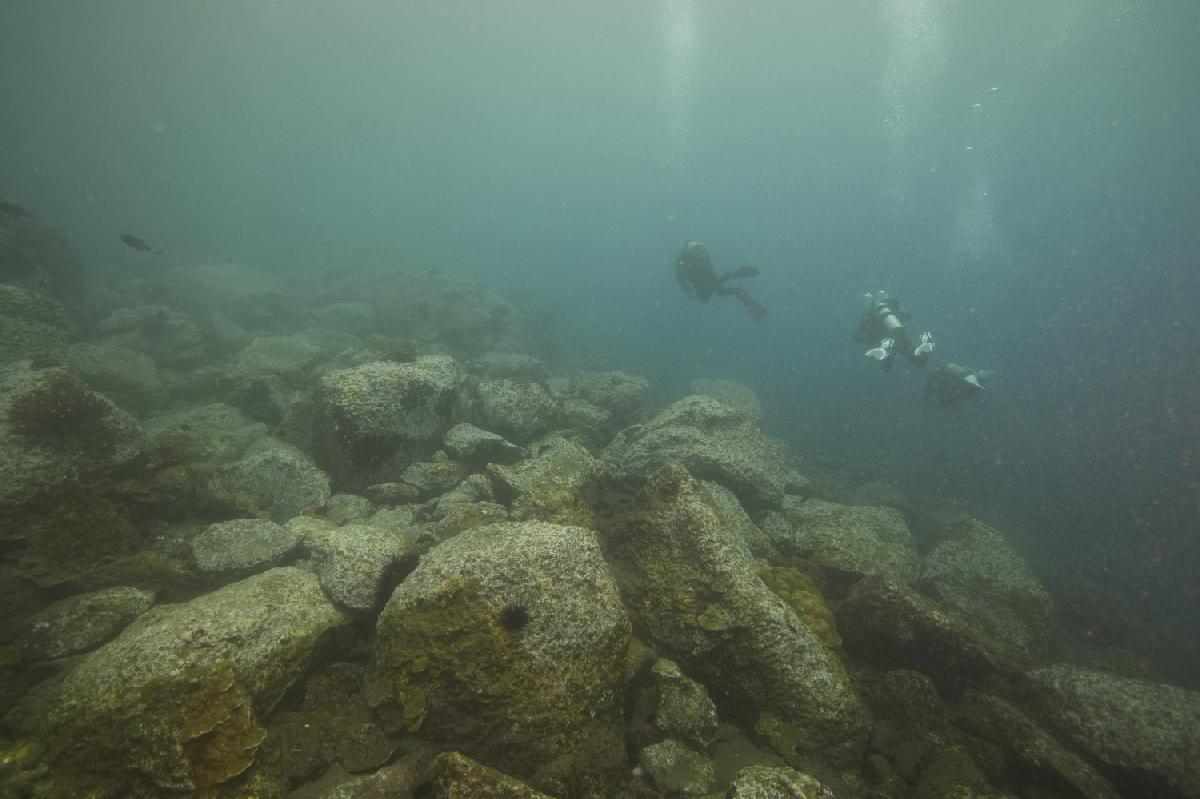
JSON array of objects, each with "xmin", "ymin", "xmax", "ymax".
[{"xmin": 852, "ymin": 290, "xmax": 992, "ymax": 410}]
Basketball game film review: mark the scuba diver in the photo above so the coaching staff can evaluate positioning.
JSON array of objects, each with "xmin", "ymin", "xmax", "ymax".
[
  {"xmin": 925, "ymin": 362, "xmax": 994, "ymax": 410},
  {"xmin": 852, "ymin": 290, "xmax": 935, "ymax": 371},
  {"xmin": 675, "ymin": 240, "xmax": 767, "ymax": 322}
]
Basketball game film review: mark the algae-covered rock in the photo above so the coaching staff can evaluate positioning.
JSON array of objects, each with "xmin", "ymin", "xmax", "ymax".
[
  {"xmin": 487, "ymin": 435, "xmax": 600, "ymax": 527},
  {"xmin": 16, "ymin": 586, "xmax": 154, "ymax": 661},
  {"xmin": 314, "ymin": 356, "xmax": 459, "ymax": 486},
  {"xmin": 421, "ymin": 750, "xmax": 556, "ymax": 798},
  {"xmin": 474, "ymin": 378, "xmax": 558, "ymax": 444},
  {"xmin": 144, "ymin": 402, "xmax": 268, "ymax": 465},
  {"xmin": 726, "ymin": 764, "xmax": 835, "ymax": 798},
  {"xmin": 0, "ymin": 364, "xmax": 147, "ymax": 537},
  {"xmin": 777, "ymin": 497, "xmax": 919, "ymax": 584},
  {"xmin": 368, "ymin": 521, "xmax": 630, "ymax": 797},
  {"xmin": 0, "ymin": 283, "xmax": 70, "ymax": 365},
  {"xmin": 39, "ymin": 568, "xmax": 348, "ymax": 795},
  {"xmin": 443, "ymin": 422, "xmax": 526, "ymax": 467},
  {"xmin": 918, "ymin": 518, "xmax": 1051, "ymax": 664},
  {"xmin": 204, "ymin": 437, "xmax": 331, "ymax": 522},
  {"xmin": 189, "ymin": 518, "xmax": 301, "ymax": 575},
  {"xmin": 309, "ymin": 523, "xmax": 415, "ymax": 613},
  {"xmin": 96, "ymin": 305, "xmax": 207, "ymax": 367},
  {"xmin": 837, "ymin": 575, "xmax": 1006, "ymax": 687},
  {"xmin": 572, "ymin": 369, "xmax": 649, "ymax": 424},
  {"xmin": 613, "ymin": 465, "xmax": 870, "ymax": 767},
  {"xmin": 954, "ymin": 689, "xmax": 1121, "ymax": 799},
  {"xmin": 66, "ymin": 342, "xmax": 166, "ymax": 416},
  {"xmin": 604, "ymin": 395, "xmax": 788, "ymax": 510},
  {"xmin": 638, "ymin": 738, "xmax": 715, "ymax": 796},
  {"xmin": 1029, "ymin": 664, "xmax": 1200, "ymax": 798},
  {"xmin": 321, "ymin": 492, "xmax": 374, "ymax": 525},
  {"xmin": 630, "ymin": 658, "xmax": 719, "ymax": 751},
  {"xmin": 0, "ymin": 210, "xmax": 85, "ymax": 311},
  {"xmin": 688, "ymin": 377, "xmax": 763, "ymax": 424}
]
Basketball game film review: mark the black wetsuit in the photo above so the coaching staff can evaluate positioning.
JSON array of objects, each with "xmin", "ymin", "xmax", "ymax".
[{"xmin": 675, "ymin": 241, "xmax": 766, "ymax": 320}]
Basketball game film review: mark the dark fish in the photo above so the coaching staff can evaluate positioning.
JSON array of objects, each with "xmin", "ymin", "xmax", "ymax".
[
  {"xmin": 119, "ymin": 233, "xmax": 161, "ymax": 254},
  {"xmin": 0, "ymin": 200, "xmax": 30, "ymax": 218}
]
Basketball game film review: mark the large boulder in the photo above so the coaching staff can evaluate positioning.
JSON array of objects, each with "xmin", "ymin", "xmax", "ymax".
[
  {"xmin": 66, "ymin": 342, "xmax": 166, "ymax": 415},
  {"xmin": 486, "ymin": 435, "xmax": 601, "ymax": 527},
  {"xmin": 442, "ymin": 422, "xmax": 526, "ymax": 467},
  {"xmin": 204, "ymin": 438, "xmax": 331, "ymax": 522},
  {"xmin": 688, "ymin": 377, "xmax": 763, "ymax": 424},
  {"xmin": 604, "ymin": 395, "xmax": 788, "ymax": 511},
  {"xmin": 613, "ymin": 465, "xmax": 870, "ymax": 767},
  {"xmin": 189, "ymin": 518, "xmax": 301, "ymax": 576},
  {"xmin": 1029, "ymin": 664, "xmax": 1200, "ymax": 798},
  {"xmin": 0, "ymin": 283, "xmax": 70, "ymax": 365},
  {"xmin": 0, "ymin": 206, "xmax": 85, "ymax": 310},
  {"xmin": 775, "ymin": 498, "xmax": 919, "ymax": 584},
  {"xmin": 314, "ymin": 357, "xmax": 459, "ymax": 487},
  {"xmin": 15, "ymin": 586, "xmax": 155, "ymax": 662},
  {"xmin": 918, "ymin": 518, "xmax": 1051, "ymax": 664},
  {"xmin": 571, "ymin": 370, "xmax": 649, "ymax": 426},
  {"xmin": 0, "ymin": 364, "xmax": 146, "ymax": 535},
  {"xmin": 96, "ymin": 305, "xmax": 207, "ymax": 367},
  {"xmin": 837, "ymin": 576, "xmax": 1009, "ymax": 688},
  {"xmin": 36, "ymin": 568, "xmax": 348, "ymax": 795},
  {"xmin": 307, "ymin": 523, "xmax": 416, "ymax": 613},
  {"xmin": 367, "ymin": 521, "xmax": 630, "ymax": 797},
  {"xmin": 473, "ymin": 378, "xmax": 557, "ymax": 444}
]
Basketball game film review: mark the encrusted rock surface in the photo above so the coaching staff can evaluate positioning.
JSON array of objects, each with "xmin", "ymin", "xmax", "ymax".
[
  {"xmin": 604, "ymin": 395, "xmax": 789, "ymax": 510},
  {"xmin": 368, "ymin": 520, "xmax": 630, "ymax": 797},
  {"xmin": 37, "ymin": 568, "xmax": 348, "ymax": 795},
  {"xmin": 776, "ymin": 497, "xmax": 919, "ymax": 584},
  {"xmin": 190, "ymin": 518, "xmax": 301, "ymax": 575}
]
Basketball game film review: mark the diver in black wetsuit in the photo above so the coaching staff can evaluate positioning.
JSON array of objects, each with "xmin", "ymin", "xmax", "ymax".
[
  {"xmin": 675, "ymin": 240, "xmax": 767, "ymax": 322},
  {"xmin": 852, "ymin": 291, "xmax": 935, "ymax": 371}
]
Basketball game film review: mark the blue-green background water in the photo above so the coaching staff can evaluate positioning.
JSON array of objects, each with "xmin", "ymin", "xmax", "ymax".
[{"xmin": 2, "ymin": 2, "xmax": 1197, "ymax": 665}]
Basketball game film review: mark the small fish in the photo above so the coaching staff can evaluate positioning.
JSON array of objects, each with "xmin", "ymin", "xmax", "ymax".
[
  {"xmin": 119, "ymin": 233, "xmax": 162, "ymax": 254},
  {"xmin": 0, "ymin": 199, "xmax": 30, "ymax": 218}
]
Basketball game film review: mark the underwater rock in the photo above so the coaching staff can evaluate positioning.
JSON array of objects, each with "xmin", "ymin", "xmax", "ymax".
[
  {"xmin": 486, "ymin": 434, "xmax": 600, "ymax": 527},
  {"xmin": 170, "ymin": 260, "xmax": 294, "ymax": 332},
  {"xmin": 604, "ymin": 395, "xmax": 789, "ymax": 511},
  {"xmin": 701, "ymin": 479, "xmax": 778, "ymax": 559},
  {"xmin": 837, "ymin": 575, "xmax": 1007, "ymax": 688},
  {"xmin": 321, "ymin": 492, "xmax": 374, "ymax": 525},
  {"xmin": 613, "ymin": 465, "xmax": 870, "ymax": 767},
  {"xmin": 1028, "ymin": 664, "xmax": 1200, "ymax": 798},
  {"xmin": 225, "ymin": 334, "xmax": 327, "ymax": 386},
  {"xmin": 427, "ymin": 501, "xmax": 509, "ymax": 540},
  {"xmin": 777, "ymin": 497, "xmax": 920, "ymax": 584},
  {"xmin": 571, "ymin": 369, "xmax": 649, "ymax": 424},
  {"xmin": 367, "ymin": 520, "xmax": 630, "ymax": 797},
  {"xmin": 427, "ymin": 473, "xmax": 495, "ymax": 515},
  {"xmin": 309, "ymin": 523, "xmax": 415, "ymax": 613},
  {"xmin": 726, "ymin": 764, "xmax": 836, "ymax": 799},
  {"xmin": 918, "ymin": 518, "xmax": 1051, "ymax": 663},
  {"xmin": 470, "ymin": 352, "xmax": 547, "ymax": 380},
  {"xmin": 314, "ymin": 356, "xmax": 460, "ymax": 487},
  {"xmin": 420, "ymin": 750, "xmax": 555, "ymax": 798},
  {"xmin": 204, "ymin": 437, "xmax": 331, "ymax": 522},
  {"xmin": 0, "ymin": 206, "xmax": 85, "ymax": 309},
  {"xmin": 954, "ymin": 689, "xmax": 1121, "ymax": 799},
  {"xmin": 0, "ymin": 283, "xmax": 70, "ymax": 365},
  {"xmin": 16, "ymin": 586, "xmax": 154, "ymax": 661},
  {"xmin": 912, "ymin": 747, "xmax": 1003, "ymax": 799},
  {"xmin": 473, "ymin": 377, "xmax": 558, "ymax": 444},
  {"xmin": 688, "ymin": 377, "xmax": 763, "ymax": 424},
  {"xmin": 850, "ymin": 480, "xmax": 915, "ymax": 515},
  {"xmin": 144, "ymin": 402, "xmax": 268, "ymax": 465},
  {"xmin": 397, "ymin": 455, "xmax": 467, "ymax": 500},
  {"xmin": 308, "ymin": 300, "xmax": 377, "ymax": 336},
  {"xmin": 0, "ymin": 363, "xmax": 147, "ymax": 524},
  {"xmin": 190, "ymin": 518, "xmax": 301, "ymax": 576},
  {"xmin": 38, "ymin": 567, "xmax": 348, "ymax": 795},
  {"xmin": 637, "ymin": 738, "xmax": 715, "ymax": 796},
  {"xmin": 630, "ymin": 658, "xmax": 719, "ymax": 751},
  {"xmin": 66, "ymin": 341, "xmax": 166, "ymax": 416},
  {"xmin": 96, "ymin": 305, "xmax": 207, "ymax": 367},
  {"xmin": 362, "ymin": 481, "xmax": 421, "ymax": 505},
  {"xmin": 558, "ymin": 397, "xmax": 613, "ymax": 449},
  {"xmin": 442, "ymin": 422, "xmax": 526, "ymax": 467}
]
